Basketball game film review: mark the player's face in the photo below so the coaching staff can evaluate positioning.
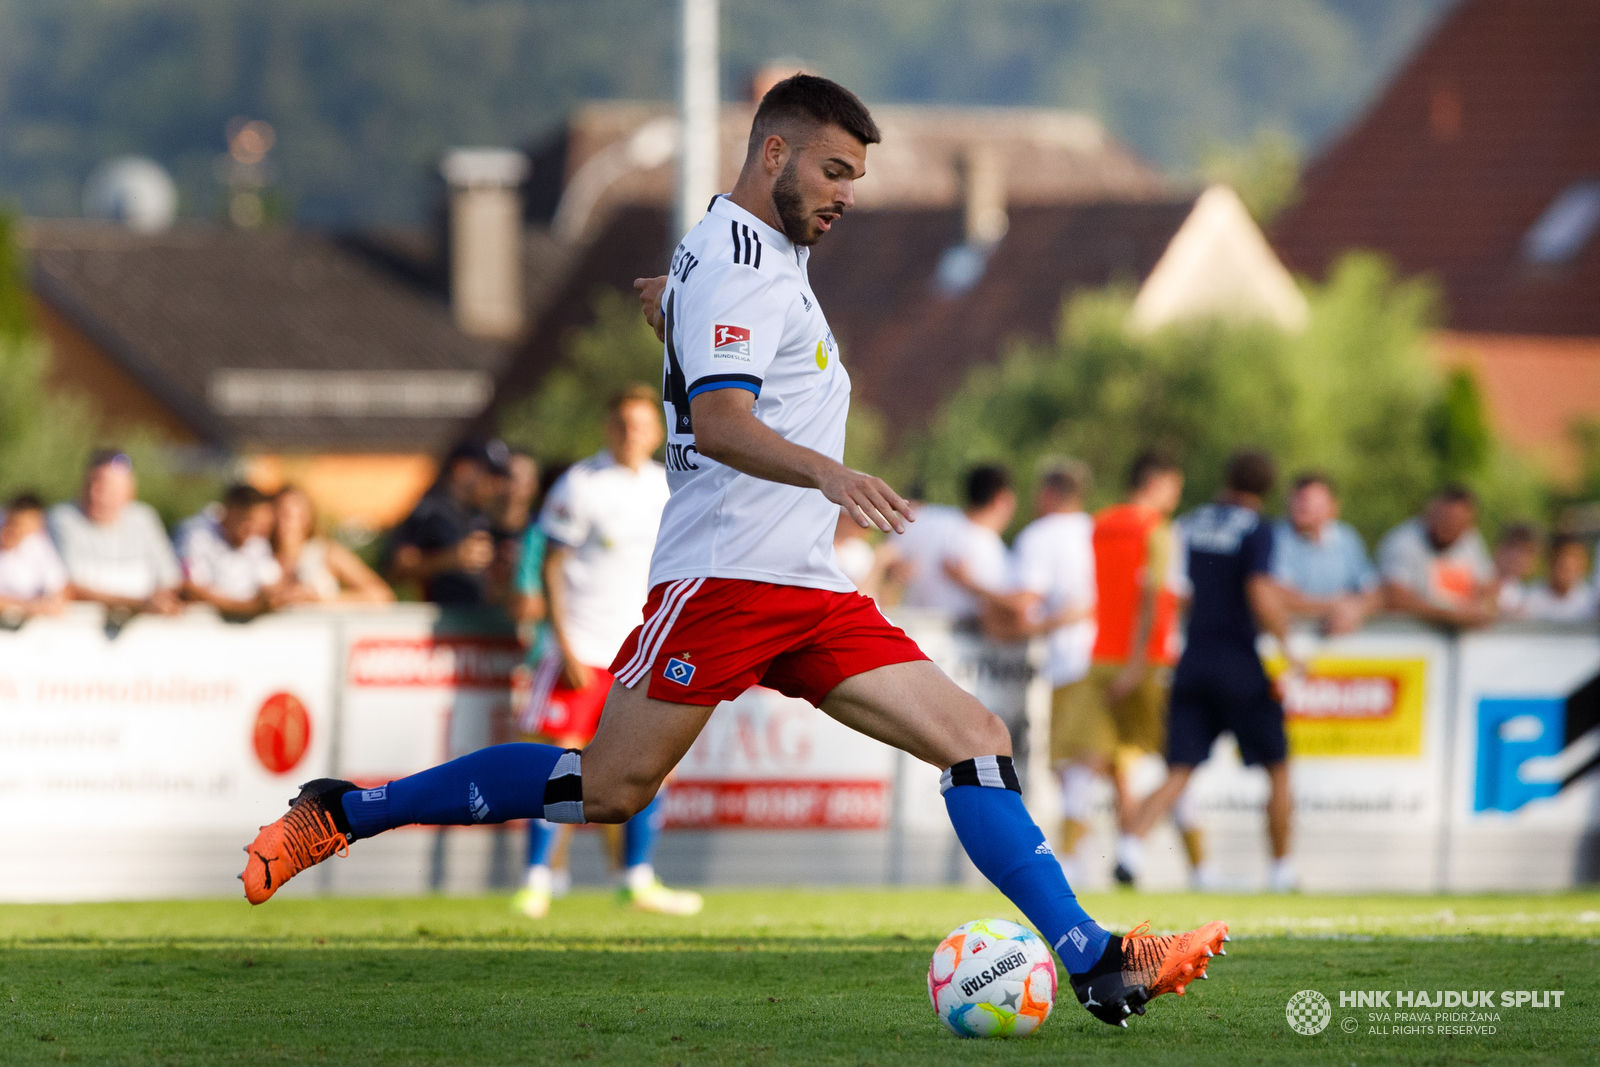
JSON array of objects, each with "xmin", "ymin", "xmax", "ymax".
[
  {"xmin": 771, "ymin": 125, "xmax": 867, "ymax": 246},
  {"xmin": 607, "ymin": 399, "xmax": 664, "ymax": 467},
  {"xmin": 1551, "ymin": 543, "xmax": 1588, "ymax": 591},
  {"xmin": 1427, "ymin": 499, "xmax": 1475, "ymax": 547},
  {"xmin": 1289, "ymin": 482, "xmax": 1336, "ymax": 534},
  {"xmin": 0, "ymin": 507, "xmax": 42, "ymax": 550},
  {"xmin": 85, "ymin": 463, "xmax": 135, "ymax": 522}
]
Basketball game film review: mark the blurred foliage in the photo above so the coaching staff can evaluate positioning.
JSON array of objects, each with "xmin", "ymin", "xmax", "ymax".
[
  {"xmin": 0, "ymin": 0, "xmax": 1451, "ymax": 226},
  {"xmin": 499, "ymin": 288, "xmax": 663, "ymax": 465},
  {"xmin": 1200, "ymin": 127, "xmax": 1301, "ymax": 225},
  {"xmin": 906, "ymin": 253, "xmax": 1547, "ymax": 545},
  {"xmin": 0, "ymin": 206, "xmax": 223, "ymax": 524}
]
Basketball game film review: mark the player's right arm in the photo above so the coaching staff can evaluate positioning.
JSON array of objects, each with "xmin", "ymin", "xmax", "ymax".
[{"xmin": 690, "ymin": 388, "xmax": 910, "ymax": 533}]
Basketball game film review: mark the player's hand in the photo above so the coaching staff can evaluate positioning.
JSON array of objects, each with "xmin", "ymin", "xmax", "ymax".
[
  {"xmin": 147, "ymin": 588, "xmax": 184, "ymax": 616},
  {"xmin": 454, "ymin": 531, "xmax": 496, "ymax": 573},
  {"xmin": 1325, "ymin": 596, "xmax": 1364, "ymax": 635},
  {"xmin": 818, "ymin": 465, "xmax": 912, "ymax": 534},
  {"xmin": 561, "ymin": 657, "xmax": 593, "ymax": 691},
  {"xmin": 634, "ymin": 276, "xmax": 669, "ymax": 341},
  {"xmin": 1107, "ymin": 662, "xmax": 1145, "ymax": 703}
]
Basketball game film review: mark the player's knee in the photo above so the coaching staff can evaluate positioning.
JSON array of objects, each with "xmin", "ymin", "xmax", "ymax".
[
  {"xmin": 580, "ymin": 777, "xmax": 656, "ymax": 824},
  {"xmin": 957, "ymin": 708, "xmax": 1012, "ymax": 760}
]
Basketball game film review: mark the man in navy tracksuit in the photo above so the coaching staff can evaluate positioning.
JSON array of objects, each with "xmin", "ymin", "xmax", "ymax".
[{"xmin": 1124, "ymin": 450, "xmax": 1303, "ymax": 892}]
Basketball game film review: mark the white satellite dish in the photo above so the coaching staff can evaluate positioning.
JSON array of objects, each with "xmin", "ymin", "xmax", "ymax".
[{"xmin": 84, "ymin": 157, "xmax": 178, "ymax": 233}]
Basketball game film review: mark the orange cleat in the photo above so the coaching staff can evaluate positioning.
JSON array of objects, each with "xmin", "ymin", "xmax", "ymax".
[
  {"xmin": 1070, "ymin": 920, "xmax": 1230, "ymax": 1027},
  {"xmin": 239, "ymin": 778, "xmax": 356, "ymax": 905}
]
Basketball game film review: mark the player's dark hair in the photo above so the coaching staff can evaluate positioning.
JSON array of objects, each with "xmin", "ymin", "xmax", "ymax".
[
  {"xmin": 5, "ymin": 491, "xmax": 44, "ymax": 513},
  {"xmin": 1549, "ymin": 531, "xmax": 1585, "ymax": 558},
  {"xmin": 1291, "ymin": 470, "xmax": 1337, "ymax": 496},
  {"xmin": 222, "ymin": 482, "xmax": 269, "ymax": 510},
  {"xmin": 749, "ymin": 74, "xmax": 881, "ymax": 153},
  {"xmin": 1224, "ymin": 449, "xmax": 1276, "ymax": 497},
  {"xmin": 608, "ymin": 383, "xmax": 659, "ymax": 414},
  {"xmin": 1126, "ymin": 448, "xmax": 1180, "ymax": 492},
  {"xmin": 964, "ymin": 465, "xmax": 1012, "ymax": 510},
  {"xmin": 1435, "ymin": 481, "xmax": 1476, "ymax": 506},
  {"xmin": 1038, "ymin": 458, "xmax": 1090, "ymax": 501},
  {"xmin": 1497, "ymin": 521, "xmax": 1538, "ymax": 549}
]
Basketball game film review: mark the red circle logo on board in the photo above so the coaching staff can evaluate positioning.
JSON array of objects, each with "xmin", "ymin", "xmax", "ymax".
[{"xmin": 253, "ymin": 692, "xmax": 311, "ymax": 774}]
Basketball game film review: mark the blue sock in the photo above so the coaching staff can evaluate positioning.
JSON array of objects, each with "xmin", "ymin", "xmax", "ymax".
[
  {"xmin": 942, "ymin": 756, "xmax": 1110, "ymax": 975},
  {"xmin": 526, "ymin": 819, "xmax": 557, "ymax": 868},
  {"xmin": 623, "ymin": 790, "xmax": 666, "ymax": 868},
  {"xmin": 341, "ymin": 742, "xmax": 571, "ymax": 840}
]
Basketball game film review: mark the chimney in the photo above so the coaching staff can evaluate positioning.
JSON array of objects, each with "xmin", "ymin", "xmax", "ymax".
[
  {"xmin": 960, "ymin": 145, "xmax": 1008, "ymax": 248},
  {"xmin": 441, "ymin": 148, "xmax": 529, "ymax": 340}
]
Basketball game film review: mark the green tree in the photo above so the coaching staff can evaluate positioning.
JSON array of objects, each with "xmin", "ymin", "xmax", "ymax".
[
  {"xmin": 1200, "ymin": 127, "xmax": 1301, "ymax": 225},
  {"xmin": 907, "ymin": 252, "xmax": 1546, "ymax": 545}
]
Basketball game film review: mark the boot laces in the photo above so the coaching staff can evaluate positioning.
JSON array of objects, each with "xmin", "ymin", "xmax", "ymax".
[
  {"xmin": 1120, "ymin": 921, "xmax": 1177, "ymax": 983},
  {"xmin": 280, "ymin": 801, "xmax": 349, "ymax": 870}
]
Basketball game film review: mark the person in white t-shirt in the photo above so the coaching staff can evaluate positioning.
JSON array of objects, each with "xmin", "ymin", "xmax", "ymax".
[
  {"xmin": 0, "ymin": 494, "xmax": 68, "ymax": 620},
  {"xmin": 896, "ymin": 465, "xmax": 1015, "ymax": 626},
  {"xmin": 515, "ymin": 385, "xmax": 698, "ymax": 917},
  {"xmin": 176, "ymin": 483, "xmax": 283, "ymax": 618},
  {"xmin": 1524, "ymin": 534, "xmax": 1598, "ymax": 623}
]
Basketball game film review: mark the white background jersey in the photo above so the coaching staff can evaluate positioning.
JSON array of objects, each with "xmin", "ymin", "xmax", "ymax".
[
  {"xmin": 1011, "ymin": 510, "xmax": 1097, "ymax": 686},
  {"xmin": 650, "ymin": 195, "xmax": 853, "ymax": 592},
  {"xmin": 539, "ymin": 450, "xmax": 670, "ymax": 666},
  {"xmin": 893, "ymin": 504, "xmax": 1009, "ymax": 619}
]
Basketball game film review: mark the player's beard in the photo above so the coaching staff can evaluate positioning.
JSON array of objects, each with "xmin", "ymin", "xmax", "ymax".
[{"xmin": 771, "ymin": 158, "xmax": 819, "ymax": 246}]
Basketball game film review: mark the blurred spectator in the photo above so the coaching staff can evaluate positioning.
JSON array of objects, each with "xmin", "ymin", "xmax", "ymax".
[
  {"xmin": 1272, "ymin": 472, "xmax": 1381, "ymax": 634},
  {"xmin": 1524, "ymin": 534, "xmax": 1597, "ymax": 623},
  {"xmin": 895, "ymin": 464, "xmax": 1016, "ymax": 623},
  {"xmin": 176, "ymin": 483, "xmax": 282, "ymax": 617},
  {"xmin": 385, "ymin": 439, "xmax": 511, "ymax": 605},
  {"xmin": 0, "ymin": 493, "xmax": 68, "ymax": 619},
  {"xmin": 496, "ymin": 447, "xmax": 540, "ymax": 534},
  {"xmin": 1491, "ymin": 522, "xmax": 1540, "ymax": 617},
  {"xmin": 48, "ymin": 449, "xmax": 182, "ymax": 616},
  {"xmin": 1006, "ymin": 459, "xmax": 1096, "ymax": 648},
  {"xmin": 1377, "ymin": 483, "xmax": 1496, "ymax": 628},
  {"xmin": 270, "ymin": 486, "xmax": 393, "ymax": 604}
]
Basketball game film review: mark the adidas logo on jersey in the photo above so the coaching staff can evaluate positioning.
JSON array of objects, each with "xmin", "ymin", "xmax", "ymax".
[
  {"xmin": 1035, "ymin": 842, "xmax": 1054, "ymax": 855},
  {"xmin": 467, "ymin": 783, "xmax": 490, "ymax": 822}
]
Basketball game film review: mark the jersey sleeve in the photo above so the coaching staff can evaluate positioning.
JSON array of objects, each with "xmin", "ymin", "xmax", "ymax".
[
  {"xmin": 674, "ymin": 261, "xmax": 782, "ymax": 402},
  {"xmin": 1010, "ymin": 527, "xmax": 1052, "ymax": 595},
  {"xmin": 1243, "ymin": 519, "xmax": 1274, "ymax": 576},
  {"xmin": 538, "ymin": 469, "xmax": 589, "ymax": 549}
]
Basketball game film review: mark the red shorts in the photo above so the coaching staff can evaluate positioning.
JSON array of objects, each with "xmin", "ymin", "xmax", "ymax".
[
  {"xmin": 522, "ymin": 652, "xmax": 613, "ymax": 744},
  {"xmin": 608, "ymin": 578, "xmax": 928, "ymax": 707}
]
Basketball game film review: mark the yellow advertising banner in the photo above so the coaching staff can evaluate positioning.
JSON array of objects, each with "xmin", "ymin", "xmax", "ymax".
[{"xmin": 1265, "ymin": 656, "xmax": 1429, "ymax": 758}]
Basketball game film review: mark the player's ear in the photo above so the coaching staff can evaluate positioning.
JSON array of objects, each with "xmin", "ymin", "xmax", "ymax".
[{"xmin": 762, "ymin": 133, "xmax": 788, "ymax": 174}]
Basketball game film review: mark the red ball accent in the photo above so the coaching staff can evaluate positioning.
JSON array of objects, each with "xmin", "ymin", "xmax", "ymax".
[{"xmin": 253, "ymin": 691, "xmax": 311, "ymax": 774}]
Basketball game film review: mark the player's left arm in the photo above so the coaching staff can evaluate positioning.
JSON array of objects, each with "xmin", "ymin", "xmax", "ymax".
[
  {"xmin": 1244, "ymin": 522, "xmax": 1305, "ymax": 673},
  {"xmin": 690, "ymin": 388, "xmax": 911, "ymax": 534}
]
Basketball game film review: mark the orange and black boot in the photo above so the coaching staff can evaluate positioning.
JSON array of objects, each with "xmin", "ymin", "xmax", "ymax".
[{"xmin": 240, "ymin": 778, "xmax": 358, "ymax": 905}]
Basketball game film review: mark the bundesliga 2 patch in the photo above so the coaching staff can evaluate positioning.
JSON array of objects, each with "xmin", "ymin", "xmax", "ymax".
[
  {"xmin": 664, "ymin": 657, "xmax": 696, "ymax": 685},
  {"xmin": 712, "ymin": 323, "xmax": 752, "ymax": 362}
]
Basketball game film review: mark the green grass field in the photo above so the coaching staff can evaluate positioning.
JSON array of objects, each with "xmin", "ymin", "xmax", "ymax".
[{"xmin": 4, "ymin": 889, "xmax": 1596, "ymax": 1066}]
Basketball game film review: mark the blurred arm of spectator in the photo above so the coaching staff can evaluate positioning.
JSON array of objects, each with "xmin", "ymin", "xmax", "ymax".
[
  {"xmin": 384, "ymin": 443, "xmax": 506, "ymax": 604},
  {"xmin": 1271, "ymin": 474, "xmax": 1382, "ymax": 635},
  {"xmin": 539, "ymin": 472, "xmax": 592, "ymax": 690},
  {"xmin": 1523, "ymin": 534, "xmax": 1598, "ymax": 623},
  {"xmin": 269, "ymin": 487, "xmax": 392, "ymax": 605},
  {"xmin": 49, "ymin": 450, "xmax": 183, "ymax": 616},
  {"xmin": 511, "ymin": 522, "xmax": 548, "ymax": 627},
  {"xmin": 1377, "ymin": 486, "xmax": 1497, "ymax": 629},
  {"xmin": 0, "ymin": 494, "xmax": 69, "ymax": 618},
  {"xmin": 1489, "ymin": 522, "xmax": 1539, "ymax": 619},
  {"xmin": 178, "ymin": 484, "xmax": 282, "ymax": 618}
]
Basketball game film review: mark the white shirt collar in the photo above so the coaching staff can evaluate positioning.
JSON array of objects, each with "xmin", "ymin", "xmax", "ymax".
[{"xmin": 706, "ymin": 194, "xmax": 799, "ymax": 260}]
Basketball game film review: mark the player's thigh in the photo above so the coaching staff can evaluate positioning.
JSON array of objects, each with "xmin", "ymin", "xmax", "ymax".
[
  {"xmin": 820, "ymin": 659, "xmax": 1010, "ymax": 769},
  {"xmin": 1113, "ymin": 666, "xmax": 1169, "ymax": 755},
  {"xmin": 581, "ymin": 677, "xmax": 715, "ymax": 822},
  {"xmin": 1052, "ymin": 669, "xmax": 1116, "ymax": 767}
]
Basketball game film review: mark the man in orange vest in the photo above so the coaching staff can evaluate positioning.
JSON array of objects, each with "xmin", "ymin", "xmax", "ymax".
[{"xmin": 1052, "ymin": 450, "xmax": 1205, "ymax": 886}]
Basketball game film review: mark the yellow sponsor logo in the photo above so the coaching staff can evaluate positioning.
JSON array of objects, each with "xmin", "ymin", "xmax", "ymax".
[
  {"xmin": 1265, "ymin": 656, "xmax": 1429, "ymax": 758},
  {"xmin": 815, "ymin": 338, "xmax": 829, "ymax": 369}
]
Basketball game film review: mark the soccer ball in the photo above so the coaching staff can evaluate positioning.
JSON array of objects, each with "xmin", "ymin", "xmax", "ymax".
[{"xmin": 927, "ymin": 918, "xmax": 1056, "ymax": 1037}]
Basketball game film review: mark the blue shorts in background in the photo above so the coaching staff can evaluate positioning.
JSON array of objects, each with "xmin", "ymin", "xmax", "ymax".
[{"xmin": 1166, "ymin": 641, "xmax": 1287, "ymax": 767}]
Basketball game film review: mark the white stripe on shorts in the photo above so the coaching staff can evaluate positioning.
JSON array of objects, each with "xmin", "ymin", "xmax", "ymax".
[
  {"xmin": 614, "ymin": 578, "xmax": 693, "ymax": 683},
  {"xmin": 617, "ymin": 576, "xmax": 705, "ymax": 687}
]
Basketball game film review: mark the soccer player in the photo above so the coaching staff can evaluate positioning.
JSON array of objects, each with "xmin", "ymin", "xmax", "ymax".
[
  {"xmin": 1124, "ymin": 450, "xmax": 1304, "ymax": 893},
  {"xmin": 513, "ymin": 385, "xmax": 700, "ymax": 918},
  {"xmin": 240, "ymin": 74, "xmax": 1226, "ymax": 1026}
]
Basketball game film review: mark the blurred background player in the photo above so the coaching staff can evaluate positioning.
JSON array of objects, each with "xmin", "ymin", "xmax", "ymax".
[
  {"xmin": 1003, "ymin": 461, "xmax": 1098, "ymax": 881},
  {"xmin": 1053, "ymin": 450, "xmax": 1204, "ymax": 887},
  {"xmin": 513, "ymin": 385, "xmax": 700, "ymax": 917},
  {"xmin": 1126, "ymin": 450, "xmax": 1303, "ymax": 893},
  {"xmin": 890, "ymin": 465, "xmax": 1015, "ymax": 625},
  {"xmin": 1272, "ymin": 472, "xmax": 1381, "ymax": 634}
]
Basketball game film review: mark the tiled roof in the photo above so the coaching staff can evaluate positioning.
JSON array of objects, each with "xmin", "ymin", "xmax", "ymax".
[
  {"xmin": 26, "ymin": 222, "xmax": 507, "ymax": 452},
  {"xmin": 1271, "ymin": 0, "xmax": 1600, "ymax": 336}
]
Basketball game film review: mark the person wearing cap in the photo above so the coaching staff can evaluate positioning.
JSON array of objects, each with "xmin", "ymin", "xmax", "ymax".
[
  {"xmin": 385, "ymin": 439, "xmax": 513, "ymax": 606},
  {"xmin": 47, "ymin": 449, "xmax": 183, "ymax": 617}
]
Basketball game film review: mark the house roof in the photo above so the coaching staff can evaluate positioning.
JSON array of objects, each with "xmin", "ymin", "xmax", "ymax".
[
  {"xmin": 25, "ymin": 221, "xmax": 507, "ymax": 452},
  {"xmin": 1271, "ymin": 0, "xmax": 1600, "ymax": 336},
  {"xmin": 492, "ymin": 196, "xmax": 1206, "ymax": 435}
]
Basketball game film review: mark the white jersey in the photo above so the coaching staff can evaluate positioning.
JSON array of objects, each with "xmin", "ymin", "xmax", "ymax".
[
  {"xmin": 894, "ymin": 505, "xmax": 1009, "ymax": 619},
  {"xmin": 650, "ymin": 194, "xmax": 853, "ymax": 592},
  {"xmin": 539, "ymin": 450, "xmax": 670, "ymax": 667},
  {"xmin": 1011, "ymin": 511, "xmax": 1097, "ymax": 687}
]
